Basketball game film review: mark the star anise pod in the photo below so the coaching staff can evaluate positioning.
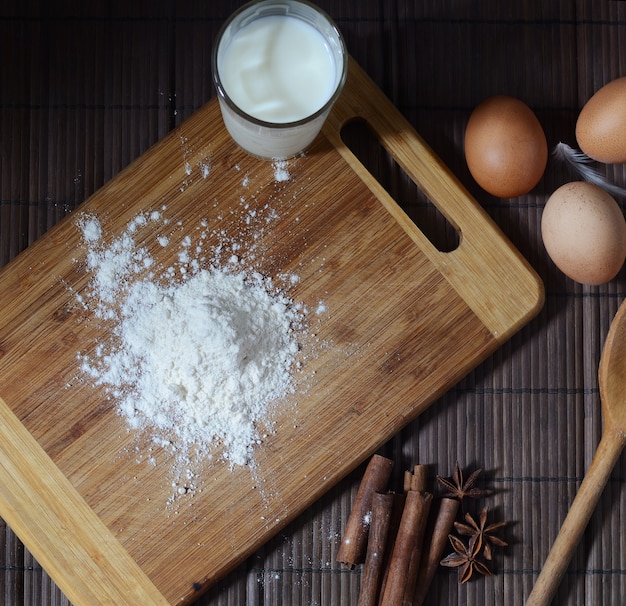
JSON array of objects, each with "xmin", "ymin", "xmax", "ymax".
[
  {"xmin": 436, "ymin": 461, "xmax": 493, "ymax": 503},
  {"xmin": 454, "ymin": 506, "xmax": 508, "ymax": 560},
  {"xmin": 440, "ymin": 533, "xmax": 492, "ymax": 583}
]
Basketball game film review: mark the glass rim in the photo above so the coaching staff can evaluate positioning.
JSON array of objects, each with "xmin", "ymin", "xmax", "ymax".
[{"xmin": 211, "ymin": 0, "xmax": 348, "ymax": 130}]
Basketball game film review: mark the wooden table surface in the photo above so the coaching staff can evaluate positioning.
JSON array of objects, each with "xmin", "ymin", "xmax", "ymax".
[{"xmin": 1, "ymin": 1, "xmax": 625, "ymax": 605}]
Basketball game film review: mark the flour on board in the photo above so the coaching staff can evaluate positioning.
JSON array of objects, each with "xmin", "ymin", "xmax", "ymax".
[{"xmin": 76, "ymin": 211, "xmax": 305, "ymax": 471}]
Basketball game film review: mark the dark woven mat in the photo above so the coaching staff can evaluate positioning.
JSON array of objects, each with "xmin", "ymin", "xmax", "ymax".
[{"xmin": 1, "ymin": 1, "xmax": 625, "ymax": 604}]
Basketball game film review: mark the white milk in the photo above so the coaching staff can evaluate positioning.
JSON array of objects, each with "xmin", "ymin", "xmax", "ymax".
[
  {"xmin": 213, "ymin": 2, "xmax": 347, "ymax": 160},
  {"xmin": 218, "ymin": 15, "xmax": 337, "ymax": 124}
]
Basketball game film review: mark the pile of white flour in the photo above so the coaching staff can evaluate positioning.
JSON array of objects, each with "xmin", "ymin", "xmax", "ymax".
[{"xmin": 76, "ymin": 211, "xmax": 302, "ymax": 468}]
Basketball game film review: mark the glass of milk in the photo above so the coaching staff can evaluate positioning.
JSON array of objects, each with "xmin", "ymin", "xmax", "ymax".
[{"xmin": 212, "ymin": 0, "xmax": 347, "ymax": 160}]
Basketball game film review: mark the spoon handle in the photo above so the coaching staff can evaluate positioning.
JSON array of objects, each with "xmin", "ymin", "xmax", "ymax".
[{"xmin": 525, "ymin": 430, "xmax": 624, "ymax": 606}]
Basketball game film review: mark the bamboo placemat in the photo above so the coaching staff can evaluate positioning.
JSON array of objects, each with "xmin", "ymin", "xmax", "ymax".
[{"xmin": 1, "ymin": 1, "xmax": 625, "ymax": 604}]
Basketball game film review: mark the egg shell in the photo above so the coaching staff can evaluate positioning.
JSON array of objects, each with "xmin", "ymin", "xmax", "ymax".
[
  {"xmin": 576, "ymin": 76, "xmax": 626, "ymax": 164},
  {"xmin": 541, "ymin": 181, "xmax": 626, "ymax": 285},
  {"xmin": 464, "ymin": 95, "xmax": 548, "ymax": 198}
]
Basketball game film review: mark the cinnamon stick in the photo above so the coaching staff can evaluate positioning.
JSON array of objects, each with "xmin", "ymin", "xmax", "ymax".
[
  {"xmin": 337, "ymin": 454, "xmax": 394, "ymax": 568},
  {"xmin": 403, "ymin": 470, "xmax": 413, "ymax": 493},
  {"xmin": 404, "ymin": 464, "xmax": 427, "ymax": 493},
  {"xmin": 376, "ymin": 491, "xmax": 406, "ymax": 602},
  {"xmin": 357, "ymin": 492, "xmax": 394, "ymax": 606},
  {"xmin": 378, "ymin": 489, "xmax": 433, "ymax": 606},
  {"xmin": 410, "ymin": 464, "xmax": 428, "ymax": 493},
  {"xmin": 412, "ymin": 497, "xmax": 460, "ymax": 606},
  {"xmin": 379, "ymin": 465, "xmax": 429, "ymax": 603},
  {"xmin": 398, "ymin": 464, "xmax": 431, "ymax": 602}
]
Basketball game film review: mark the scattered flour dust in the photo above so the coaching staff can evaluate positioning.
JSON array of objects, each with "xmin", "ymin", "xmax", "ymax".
[
  {"xmin": 75, "ymin": 210, "xmax": 306, "ymax": 481},
  {"xmin": 272, "ymin": 160, "xmax": 291, "ymax": 182}
]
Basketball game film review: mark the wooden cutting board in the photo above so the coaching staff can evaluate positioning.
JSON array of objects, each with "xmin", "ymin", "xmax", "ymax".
[{"xmin": 0, "ymin": 57, "xmax": 543, "ymax": 605}]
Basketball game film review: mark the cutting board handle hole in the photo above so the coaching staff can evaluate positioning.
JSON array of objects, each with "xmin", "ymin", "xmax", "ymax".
[{"xmin": 340, "ymin": 118, "xmax": 460, "ymax": 253}]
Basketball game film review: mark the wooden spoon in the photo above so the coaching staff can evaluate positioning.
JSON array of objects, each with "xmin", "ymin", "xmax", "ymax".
[{"xmin": 526, "ymin": 300, "xmax": 626, "ymax": 605}]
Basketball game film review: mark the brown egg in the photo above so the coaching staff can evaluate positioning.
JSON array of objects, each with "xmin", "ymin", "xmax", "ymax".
[
  {"xmin": 464, "ymin": 95, "xmax": 548, "ymax": 198},
  {"xmin": 576, "ymin": 76, "xmax": 626, "ymax": 164},
  {"xmin": 541, "ymin": 181, "xmax": 626, "ymax": 285}
]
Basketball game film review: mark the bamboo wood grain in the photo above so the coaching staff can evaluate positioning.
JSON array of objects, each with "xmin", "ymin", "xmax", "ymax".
[
  {"xmin": 0, "ymin": 397, "xmax": 169, "ymax": 606},
  {"xmin": 324, "ymin": 58, "xmax": 544, "ymax": 341},
  {"xmin": 0, "ymin": 57, "xmax": 543, "ymax": 603}
]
